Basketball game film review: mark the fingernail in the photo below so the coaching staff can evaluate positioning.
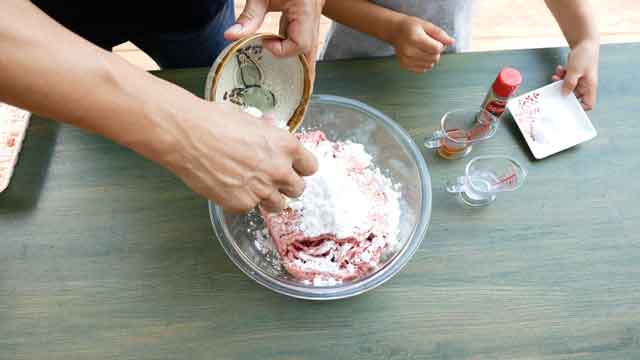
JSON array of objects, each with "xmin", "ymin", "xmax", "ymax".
[{"xmin": 227, "ymin": 23, "xmax": 243, "ymax": 34}]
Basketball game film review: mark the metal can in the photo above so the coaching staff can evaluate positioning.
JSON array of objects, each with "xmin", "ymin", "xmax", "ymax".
[{"xmin": 481, "ymin": 67, "xmax": 523, "ymax": 119}]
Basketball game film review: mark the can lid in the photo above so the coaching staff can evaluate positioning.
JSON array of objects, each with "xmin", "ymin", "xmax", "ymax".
[{"xmin": 492, "ymin": 67, "xmax": 523, "ymax": 98}]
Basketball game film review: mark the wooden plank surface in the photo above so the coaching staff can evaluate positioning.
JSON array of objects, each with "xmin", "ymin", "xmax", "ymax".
[{"xmin": 2, "ymin": 43, "xmax": 640, "ymax": 359}]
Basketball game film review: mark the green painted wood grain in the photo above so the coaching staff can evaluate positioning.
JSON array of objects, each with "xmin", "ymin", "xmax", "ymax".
[{"xmin": 1, "ymin": 44, "xmax": 640, "ymax": 359}]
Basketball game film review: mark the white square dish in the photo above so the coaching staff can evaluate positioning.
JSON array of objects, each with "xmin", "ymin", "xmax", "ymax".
[
  {"xmin": 0, "ymin": 103, "xmax": 30, "ymax": 193},
  {"xmin": 507, "ymin": 80, "xmax": 597, "ymax": 159}
]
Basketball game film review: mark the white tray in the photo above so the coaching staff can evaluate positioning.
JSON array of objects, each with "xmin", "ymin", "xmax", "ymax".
[
  {"xmin": 507, "ymin": 80, "xmax": 597, "ymax": 159},
  {"xmin": 0, "ymin": 103, "xmax": 30, "ymax": 193}
]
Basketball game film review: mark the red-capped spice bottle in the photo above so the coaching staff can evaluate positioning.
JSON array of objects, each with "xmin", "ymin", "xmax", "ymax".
[{"xmin": 481, "ymin": 67, "xmax": 523, "ymax": 119}]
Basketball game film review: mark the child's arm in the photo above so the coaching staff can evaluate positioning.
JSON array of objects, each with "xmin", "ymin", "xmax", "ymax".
[
  {"xmin": 545, "ymin": 0, "xmax": 600, "ymax": 110},
  {"xmin": 323, "ymin": 0, "xmax": 455, "ymax": 73}
]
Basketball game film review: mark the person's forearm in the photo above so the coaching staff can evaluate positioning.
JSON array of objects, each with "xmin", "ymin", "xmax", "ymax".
[
  {"xmin": 544, "ymin": 0, "xmax": 599, "ymax": 48},
  {"xmin": 0, "ymin": 0, "xmax": 204, "ymax": 167},
  {"xmin": 323, "ymin": 0, "xmax": 404, "ymax": 44}
]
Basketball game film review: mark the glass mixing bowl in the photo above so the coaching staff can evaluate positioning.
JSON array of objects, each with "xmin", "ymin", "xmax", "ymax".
[{"xmin": 209, "ymin": 95, "xmax": 432, "ymax": 300}]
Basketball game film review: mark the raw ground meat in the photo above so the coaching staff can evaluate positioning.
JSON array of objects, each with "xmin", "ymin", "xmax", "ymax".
[{"xmin": 260, "ymin": 131, "xmax": 400, "ymax": 285}]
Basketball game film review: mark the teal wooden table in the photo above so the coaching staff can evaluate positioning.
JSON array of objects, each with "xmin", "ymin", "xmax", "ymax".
[{"xmin": 2, "ymin": 44, "xmax": 640, "ymax": 359}]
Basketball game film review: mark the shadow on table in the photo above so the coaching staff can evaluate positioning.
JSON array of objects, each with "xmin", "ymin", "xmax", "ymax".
[{"xmin": 0, "ymin": 116, "xmax": 59, "ymax": 213}]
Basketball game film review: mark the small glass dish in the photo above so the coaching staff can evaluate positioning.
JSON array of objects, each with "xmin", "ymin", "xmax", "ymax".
[
  {"xmin": 424, "ymin": 108, "xmax": 499, "ymax": 160},
  {"xmin": 445, "ymin": 155, "xmax": 527, "ymax": 207}
]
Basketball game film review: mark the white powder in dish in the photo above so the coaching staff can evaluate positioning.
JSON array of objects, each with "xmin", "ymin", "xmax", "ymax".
[
  {"xmin": 254, "ymin": 228, "xmax": 281, "ymax": 269},
  {"xmin": 243, "ymin": 105, "xmax": 263, "ymax": 118},
  {"xmin": 256, "ymin": 132, "xmax": 402, "ymax": 286},
  {"xmin": 288, "ymin": 139, "xmax": 389, "ymax": 239},
  {"xmin": 242, "ymin": 106, "xmax": 288, "ymax": 129},
  {"xmin": 312, "ymin": 276, "xmax": 340, "ymax": 287}
]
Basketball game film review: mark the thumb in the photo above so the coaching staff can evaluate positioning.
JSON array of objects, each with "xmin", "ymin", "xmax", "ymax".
[
  {"xmin": 263, "ymin": 38, "xmax": 300, "ymax": 58},
  {"xmin": 422, "ymin": 22, "xmax": 455, "ymax": 47},
  {"xmin": 562, "ymin": 70, "xmax": 580, "ymax": 96},
  {"xmin": 224, "ymin": 0, "xmax": 268, "ymax": 41}
]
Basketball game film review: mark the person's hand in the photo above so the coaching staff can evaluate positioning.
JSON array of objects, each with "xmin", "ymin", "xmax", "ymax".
[
  {"xmin": 551, "ymin": 40, "xmax": 599, "ymax": 110},
  {"xmin": 224, "ymin": 0, "xmax": 269, "ymax": 41},
  {"xmin": 165, "ymin": 101, "xmax": 318, "ymax": 213},
  {"xmin": 263, "ymin": 0, "xmax": 324, "ymax": 83},
  {"xmin": 389, "ymin": 15, "xmax": 455, "ymax": 74},
  {"xmin": 224, "ymin": 0, "xmax": 324, "ymax": 83}
]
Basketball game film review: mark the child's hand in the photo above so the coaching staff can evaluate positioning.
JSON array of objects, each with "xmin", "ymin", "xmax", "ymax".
[
  {"xmin": 389, "ymin": 16, "xmax": 455, "ymax": 74},
  {"xmin": 551, "ymin": 40, "xmax": 599, "ymax": 110}
]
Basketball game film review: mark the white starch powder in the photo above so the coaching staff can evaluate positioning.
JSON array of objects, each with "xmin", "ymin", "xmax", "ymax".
[{"xmin": 288, "ymin": 137, "xmax": 399, "ymax": 240}]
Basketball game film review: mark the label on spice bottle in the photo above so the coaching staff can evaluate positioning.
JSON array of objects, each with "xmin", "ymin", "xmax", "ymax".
[{"xmin": 485, "ymin": 98, "xmax": 508, "ymax": 117}]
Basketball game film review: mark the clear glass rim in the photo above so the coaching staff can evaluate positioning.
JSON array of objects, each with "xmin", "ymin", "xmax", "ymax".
[
  {"xmin": 464, "ymin": 155, "xmax": 528, "ymax": 193},
  {"xmin": 209, "ymin": 94, "xmax": 432, "ymax": 300},
  {"xmin": 440, "ymin": 108, "xmax": 499, "ymax": 144}
]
